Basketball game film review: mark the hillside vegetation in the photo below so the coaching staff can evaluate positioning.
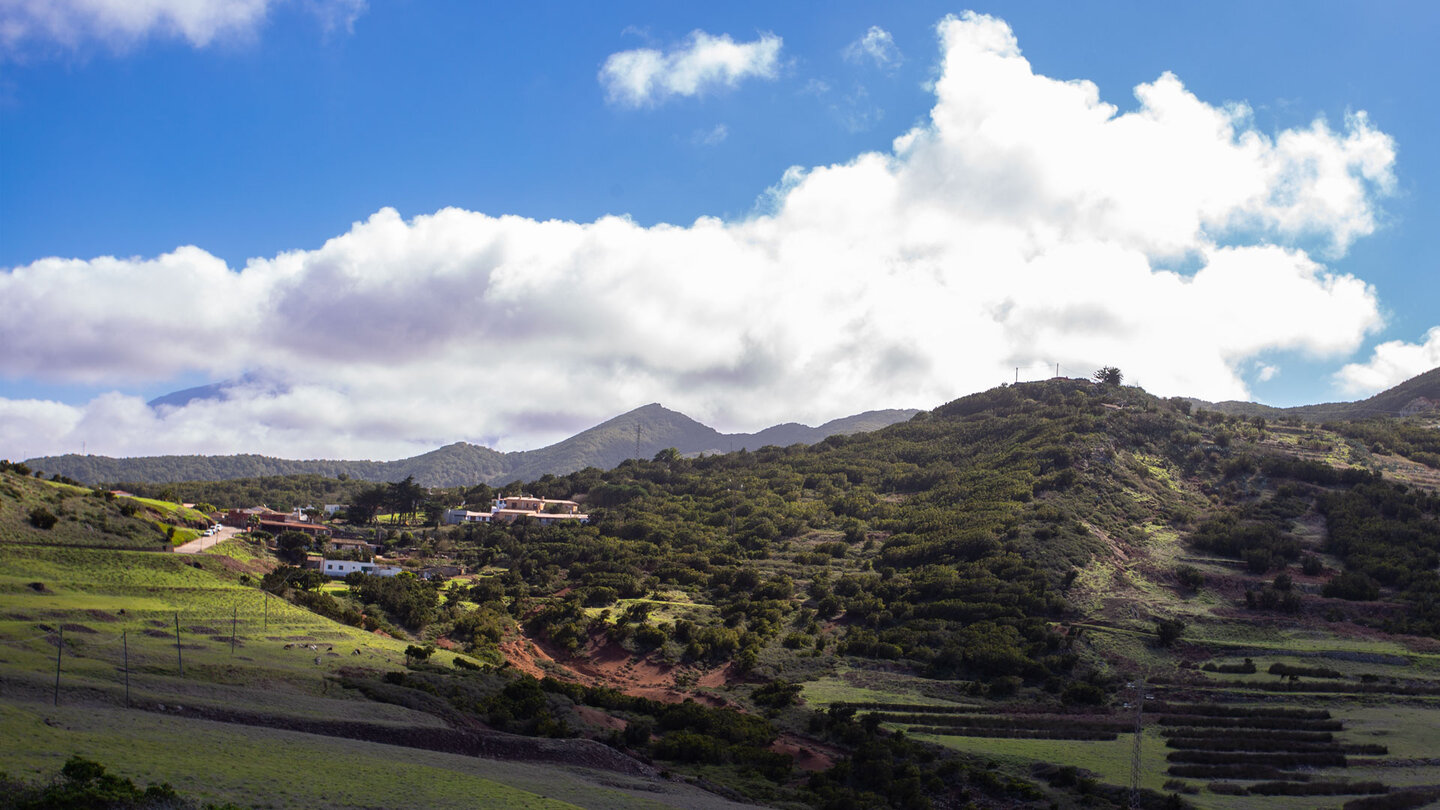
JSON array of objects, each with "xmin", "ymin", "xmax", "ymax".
[{"xmin": 5, "ymin": 375, "xmax": 1440, "ymax": 809}]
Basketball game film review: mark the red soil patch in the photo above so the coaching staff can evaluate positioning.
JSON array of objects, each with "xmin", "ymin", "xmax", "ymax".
[
  {"xmin": 498, "ymin": 633, "xmax": 554, "ymax": 680},
  {"xmin": 499, "ymin": 628, "xmax": 737, "ymax": 706},
  {"xmin": 769, "ymin": 733, "xmax": 838, "ymax": 772}
]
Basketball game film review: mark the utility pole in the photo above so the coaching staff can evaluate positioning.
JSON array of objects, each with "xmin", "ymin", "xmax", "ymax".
[
  {"xmin": 1015, "ymin": 367, "xmax": 1019, "ymax": 384},
  {"xmin": 231, "ymin": 604, "xmax": 238, "ymax": 656},
  {"xmin": 53, "ymin": 627, "xmax": 63, "ymax": 706},
  {"xmin": 174, "ymin": 612, "xmax": 183, "ymax": 677},
  {"xmin": 1130, "ymin": 677, "xmax": 1146, "ymax": 807},
  {"xmin": 123, "ymin": 629, "xmax": 130, "ymax": 707}
]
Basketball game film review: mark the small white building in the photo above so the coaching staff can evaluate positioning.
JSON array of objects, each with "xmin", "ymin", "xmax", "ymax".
[
  {"xmin": 321, "ymin": 559, "xmax": 402, "ymax": 578},
  {"xmin": 443, "ymin": 508, "xmax": 492, "ymax": 525}
]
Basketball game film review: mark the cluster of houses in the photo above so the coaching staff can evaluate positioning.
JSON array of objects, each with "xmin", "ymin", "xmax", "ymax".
[
  {"xmin": 218, "ymin": 495, "xmax": 584, "ymax": 580},
  {"xmin": 443, "ymin": 495, "xmax": 589, "ymax": 527}
]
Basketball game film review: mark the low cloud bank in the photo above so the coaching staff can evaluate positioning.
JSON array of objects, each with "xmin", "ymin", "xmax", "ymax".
[{"xmin": 1, "ymin": 13, "xmax": 1400, "ymax": 460}]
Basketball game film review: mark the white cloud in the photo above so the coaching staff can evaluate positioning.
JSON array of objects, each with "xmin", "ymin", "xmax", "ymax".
[
  {"xmin": 691, "ymin": 124, "xmax": 728, "ymax": 146},
  {"xmin": 0, "ymin": 12, "xmax": 1397, "ymax": 460},
  {"xmin": 1257, "ymin": 363, "xmax": 1279, "ymax": 383},
  {"xmin": 844, "ymin": 25, "xmax": 901, "ymax": 70},
  {"xmin": 1334, "ymin": 327, "xmax": 1440, "ymax": 396},
  {"xmin": 0, "ymin": 0, "xmax": 364, "ymax": 53},
  {"xmin": 600, "ymin": 30, "xmax": 782, "ymax": 107}
]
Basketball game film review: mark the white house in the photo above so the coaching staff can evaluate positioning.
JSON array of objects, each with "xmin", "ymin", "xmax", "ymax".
[
  {"xmin": 443, "ymin": 496, "xmax": 589, "ymax": 526},
  {"xmin": 443, "ymin": 509, "xmax": 492, "ymax": 525},
  {"xmin": 321, "ymin": 559, "xmax": 402, "ymax": 578}
]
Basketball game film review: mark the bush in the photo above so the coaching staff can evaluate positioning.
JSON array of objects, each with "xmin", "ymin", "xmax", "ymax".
[
  {"xmin": 1060, "ymin": 682, "xmax": 1107, "ymax": 706},
  {"xmin": 27, "ymin": 507, "xmax": 57, "ymax": 529},
  {"xmin": 1156, "ymin": 618, "xmax": 1186, "ymax": 647},
  {"xmin": 1175, "ymin": 565, "xmax": 1205, "ymax": 590},
  {"xmin": 1323, "ymin": 571, "xmax": 1381, "ymax": 601}
]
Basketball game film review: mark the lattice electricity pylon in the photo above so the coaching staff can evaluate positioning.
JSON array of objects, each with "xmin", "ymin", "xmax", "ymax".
[{"xmin": 1130, "ymin": 677, "xmax": 1146, "ymax": 807}]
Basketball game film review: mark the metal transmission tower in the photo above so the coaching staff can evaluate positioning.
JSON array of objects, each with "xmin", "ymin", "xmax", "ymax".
[
  {"xmin": 1130, "ymin": 677, "xmax": 1146, "ymax": 807},
  {"xmin": 635, "ymin": 422, "xmax": 642, "ymax": 460}
]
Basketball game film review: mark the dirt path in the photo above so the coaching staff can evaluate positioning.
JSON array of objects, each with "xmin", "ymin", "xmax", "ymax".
[{"xmin": 174, "ymin": 526, "xmax": 237, "ymax": 554}]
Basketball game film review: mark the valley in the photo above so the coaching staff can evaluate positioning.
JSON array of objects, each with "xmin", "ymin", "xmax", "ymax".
[{"xmin": 3, "ymin": 373, "xmax": 1440, "ymax": 809}]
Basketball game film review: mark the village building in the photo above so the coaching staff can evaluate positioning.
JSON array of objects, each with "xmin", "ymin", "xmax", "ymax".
[
  {"xmin": 443, "ymin": 495, "xmax": 588, "ymax": 527},
  {"xmin": 320, "ymin": 559, "xmax": 402, "ymax": 578},
  {"xmin": 257, "ymin": 516, "xmax": 332, "ymax": 538},
  {"xmin": 220, "ymin": 506, "xmax": 269, "ymax": 529},
  {"xmin": 326, "ymin": 537, "xmax": 375, "ymax": 555}
]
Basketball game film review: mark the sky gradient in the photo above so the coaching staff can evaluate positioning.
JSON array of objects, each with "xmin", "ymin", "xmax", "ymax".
[{"xmin": 2, "ymin": 2, "xmax": 1438, "ymax": 461}]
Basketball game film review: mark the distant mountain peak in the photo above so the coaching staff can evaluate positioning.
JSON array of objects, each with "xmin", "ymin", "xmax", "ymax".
[{"xmin": 26, "ymin": 403, "xmax": 919, "ymax": 487}]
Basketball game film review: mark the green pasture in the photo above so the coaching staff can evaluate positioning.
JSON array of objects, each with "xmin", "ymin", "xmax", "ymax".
[
  {"xmin": 801, "ymin": 665, "xmax": 968, "ymax": 707},
  {"xmin": 0, "ymin": 701, "xmax": 693, "ymax": 810},
  {"xmin": 915, "ymin": 726, "xmax": 1174, "ymax": 794},
  {"xmin": 0, "ymin": 544, "xmax": 485, "ymax": 712},
  {"xmin": 127, "ymin": 496, "xmax": 211, "ymax": 525}
]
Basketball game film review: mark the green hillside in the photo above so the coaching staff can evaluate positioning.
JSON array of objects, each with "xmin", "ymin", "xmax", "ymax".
[
  {"xmin": 6, "ymin": 378, "xmax": 1440, "ymax": 809},
  {"xmin": 1191, "ymin": 365, "xmax": 1440, "ymax": 421}
]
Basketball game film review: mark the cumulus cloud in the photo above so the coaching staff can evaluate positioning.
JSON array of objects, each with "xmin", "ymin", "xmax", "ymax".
[
  {"xmin": 1334, "ymin": 327, "xmax": 1440, "ymax": 396},
  {"xmin": 600, "ymin": 30, "xmax": 782, "ymax": 107},
  {"xmin": 844, "ymin": 25, "xmax": 901, "ymax": 70},
  {"xmin": 0, "ymin": 12, "xmax": 1398, "ymax": 460},
  {"xmin": 0, "ymin": 0, "xmax": 365, "ymax": 53}
]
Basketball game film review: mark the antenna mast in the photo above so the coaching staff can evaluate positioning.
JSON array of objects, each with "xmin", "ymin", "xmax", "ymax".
[
  {"xmin": 1130, "ymin": 677, "xmax": 1146, "ymax": 806},
  {"xmin": 635, "ymin": 422, "xmax": 641, "ymax": 460}
]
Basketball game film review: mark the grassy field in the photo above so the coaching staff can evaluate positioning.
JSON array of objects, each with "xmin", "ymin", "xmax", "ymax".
[
  {"xmin": 0, "ymin": 698, "xmax": 743, "ymax": 810},
  {"xmin": 0, "ymin": 475, "xmax": 213, "ymax": 550},
  {"xmin": 0, "ymin": 539, "xmax": 756, "ymax": 810},
  {"xmin": 0, "ymin": 543, "xmax": 483, "ymax": 717}
]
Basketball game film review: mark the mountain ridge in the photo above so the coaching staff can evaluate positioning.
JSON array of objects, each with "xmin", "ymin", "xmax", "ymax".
[
  {"xmin": 23, "ymin": 404, "xmax": 920, "ymax": 487},
  {"xmin": 1187, "ymin": 366, "xmax": 1440, "ymax": 421}
]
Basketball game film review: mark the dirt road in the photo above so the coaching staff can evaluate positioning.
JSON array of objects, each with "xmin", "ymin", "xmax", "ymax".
[{"xmin": 174, "ymin": 525, "xmax": 238, "ymax": 554}]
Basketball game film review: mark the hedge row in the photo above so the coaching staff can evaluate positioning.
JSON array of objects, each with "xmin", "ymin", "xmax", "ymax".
[
  {"xmin": 1162, "ymin": 728, "xmax": 1334, "ymax": 744},
  {"xmin": 1343, "ymin": 787, "xmax": 1440, "ymax": 810},
  {"xmin": 908, "ymin": 726, "xmax": 1118, "ymax": 741},
  {"xmin": 1149, "ymin": 702, "xmax": 1330, "ymax": 720},
  {"xmin": 1166, "ymin": 737, "xmax": 1342, "ymax": 754},
  {"xmin": 1166, "ymin": 750, "xmax": 1346, "ymax": 768},
  {"xmin": 877, "ymin": 713, "xmax": 1130, "ymax": 732},
  {"xmin": 1156, "ymin": 715, "xmax": 1343, "ymax": 731},
  {"xmin": 1248, "ymin": 781, "xmax": 1387, "ymax": 796},
  {"xmin": 1166, "ymin": 764, "xmax": 1310, "ymax": 781}
]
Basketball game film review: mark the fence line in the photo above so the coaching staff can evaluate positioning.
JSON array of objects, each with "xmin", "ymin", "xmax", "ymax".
[{"xmin": 1, "ymin": 595, "xmax": 403, "ymax": 707}]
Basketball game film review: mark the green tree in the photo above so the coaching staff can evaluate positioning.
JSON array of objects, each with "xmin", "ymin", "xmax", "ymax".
[
  {"xmin": 275, "ymin": 530, "xmax": 314, "ymax": 564},
  {"xmin": 1155, "ymin": 618, "xmax": 1186, "ymax": 647},
  {"xmin": 348, "ymin": 486, "xmax": 389, "ymax": 524},
  {"xmin": 387, "ymin": 475, "xmax": 426, "ymax": 524},
  {"xmin": 1093, "ymin": 366, "xmax": 1123, "ymax": 385}
]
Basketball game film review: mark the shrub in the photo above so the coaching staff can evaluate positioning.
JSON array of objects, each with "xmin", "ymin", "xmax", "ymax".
[
  {"xmin": 1324, "ymin": 571, "xmax": 1381, "ymax": 601},
  {"xmin": 1175, "ymin": 565, "xmax": 1205, "ymax": 590},
  {"xmin": 28, "ymin": 507, "xmax": 57, "ymax": 529},
  {"xmin": 1156, "ymin": 618, "xmax": 1186, "ymax": 647},
  {"xmin": 1061, "ymin": 682, "xmax": 1107, "ymax": 706}
]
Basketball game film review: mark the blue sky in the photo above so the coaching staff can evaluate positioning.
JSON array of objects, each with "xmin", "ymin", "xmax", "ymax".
[{"xmin": 1, "ymin": 2, "xmax": 1438, "ymax": 460}]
